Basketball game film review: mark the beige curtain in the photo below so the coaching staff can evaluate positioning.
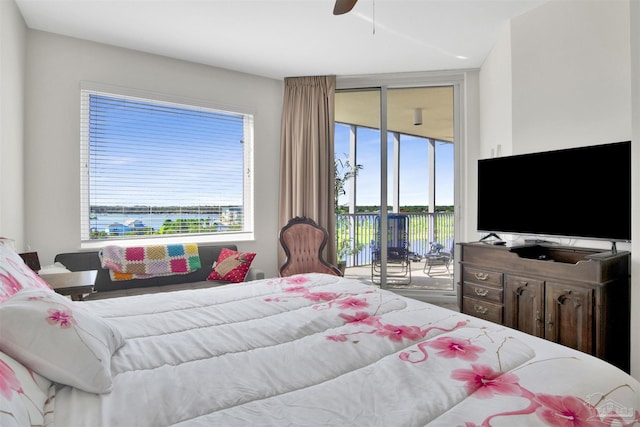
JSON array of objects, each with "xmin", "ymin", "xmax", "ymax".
[{"xmin": 279, "ymin": 76, "xmax": 337, "ymax": 264}]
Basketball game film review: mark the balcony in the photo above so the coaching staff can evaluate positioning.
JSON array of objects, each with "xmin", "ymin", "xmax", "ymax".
[
  {"xmin": 345, "ymin": 261, "xmax": 453, "ymax": 291},
  {"xmin": 336, "ymin": 212, "xmax": 455, "ymax": 291}
]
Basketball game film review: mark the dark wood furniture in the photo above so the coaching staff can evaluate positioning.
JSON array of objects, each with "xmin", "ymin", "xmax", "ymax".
[
  {"xmin": 459, "ymin": 242, "xmax": 630, "ymax": 372},
  {"xmin": 40, "ymin": 270, "xmax": 97, "ymax": 301},
  {"xmin": 19, "ymin": 252, "xmax": 41, "ymax": 272}
]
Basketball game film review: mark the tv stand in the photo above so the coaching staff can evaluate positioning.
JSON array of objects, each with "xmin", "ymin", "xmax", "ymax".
[{"xmin": 459, "ymin": 242, "xmax": 630, "ymax": 372}]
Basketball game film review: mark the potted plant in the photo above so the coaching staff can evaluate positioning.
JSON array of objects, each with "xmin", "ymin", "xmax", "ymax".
[
  {"xmin": 334, "ymin": 155, "xmax": 364, "ymax": 273},
  {"xmin": 336, "ymin": 237, "xmax": 364, "ymax": 274},
  {"xmin": 334, "ymin": 156, "xmax": 363, "ymax": 212}
]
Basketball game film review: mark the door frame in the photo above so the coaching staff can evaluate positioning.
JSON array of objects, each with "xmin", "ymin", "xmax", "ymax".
[{"xmin": 336, "ymin": 70, "xmax": 469, "ymax": 302}]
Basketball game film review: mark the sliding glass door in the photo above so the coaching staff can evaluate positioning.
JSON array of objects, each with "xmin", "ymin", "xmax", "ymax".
[{"xmin": 335, "ymin": 84, "xmax": 456, "ymax": 293}]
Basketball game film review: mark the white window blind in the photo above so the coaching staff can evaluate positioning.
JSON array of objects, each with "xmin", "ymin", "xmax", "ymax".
[{"xmin": 80, "ymin": 87, "xmax": 254, "ymax": 241}]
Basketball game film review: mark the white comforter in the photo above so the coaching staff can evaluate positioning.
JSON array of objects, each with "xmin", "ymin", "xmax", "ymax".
[{"xmin": 52, "ymin": 273, "xmax": 640, "ymax": 426}]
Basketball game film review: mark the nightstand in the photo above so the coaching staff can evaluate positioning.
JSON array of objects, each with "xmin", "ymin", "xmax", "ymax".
[{"xmin": 40, "ymin": 270, "xmax": 97, "ymax": 301}]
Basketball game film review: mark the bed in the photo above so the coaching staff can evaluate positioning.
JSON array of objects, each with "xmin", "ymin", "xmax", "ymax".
[{"xmin": 1, "ymin": 248, "xmax": 639, "ymax": 426}]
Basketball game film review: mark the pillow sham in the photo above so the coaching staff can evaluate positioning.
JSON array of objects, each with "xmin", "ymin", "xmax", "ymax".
[
  {"xmin": 207, "ymin": 248, "xmax": 256, "ymax": 283},
  {"xmin": 0, "ymin": 288, "xmax": 124, "ymax": 394},
  {"xmin": 0, "ymin": 350, "xmax": 51, "ymax": 427},
  {"xmin": 0, "ymin": 241, "xmax": 51, "ymax": 303}
]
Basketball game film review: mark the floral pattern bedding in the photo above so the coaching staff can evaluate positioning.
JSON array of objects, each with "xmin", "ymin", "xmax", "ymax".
[{"xmin": 50, "ymin": 273, "xmax": 640, "ymax": 426}]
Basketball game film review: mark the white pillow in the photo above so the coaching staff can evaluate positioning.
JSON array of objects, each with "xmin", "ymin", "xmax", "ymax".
[
  {"xmin": 0, "ymin": 241, "xmax": 51, "ymax": 303},
  {"xmin": 0, "ymin": 350, "xmax": 51, "ymax": 427},
  {"xmin": 0, "ymin": 288, "xmax": 124, "ymax": 393}
]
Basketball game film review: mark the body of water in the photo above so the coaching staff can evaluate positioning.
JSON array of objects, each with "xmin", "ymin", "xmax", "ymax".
[{"xmin": 90, "ymin": 213, "xmax": 220, "ymax": 233}]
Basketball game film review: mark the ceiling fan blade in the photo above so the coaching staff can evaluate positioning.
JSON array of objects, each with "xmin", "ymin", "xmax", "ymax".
[{"xmin": 333, "ymin": 0, "xmax": 358, "ymax": 15}]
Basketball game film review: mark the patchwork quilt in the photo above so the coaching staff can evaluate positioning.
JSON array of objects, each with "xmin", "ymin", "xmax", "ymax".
[{"xmin": 99, "ymin": 243, "xmax": 201, "ymax": 281}]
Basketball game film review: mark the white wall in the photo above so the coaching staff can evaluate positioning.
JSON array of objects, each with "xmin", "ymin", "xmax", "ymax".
[
  {"xmin": 0, "ymin": 0, "xmax": 26, "ymax": 248},
  {"xmin": 23, "ymin": 31, "xmax": 283, "ymax": 276},
  {"xmin": 468, "ymin": 23, "xmax": 515, "ymax": 245},
  {"xmin": 479, "ymin": 23, "xmax": 513, "ymax": 160},
  {"xmin": 478, "ymin": 0, "xmax": 637, "ymax": 377},
  {"xmin": 511, "ymin": 0, "xmax": 631, "ymax": 153},
  {"xmin": 630, "ymin": 0, "xmax": 640, "ymax": 380}
]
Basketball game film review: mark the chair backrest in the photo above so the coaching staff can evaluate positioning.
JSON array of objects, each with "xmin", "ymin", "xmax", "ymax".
[
  {"xmin": 279, "ymin": 217, "xmax": 342, "ymax": 277},
  {"xmin": 427, "ymin": 242, "xmax": 444, "ymax": 255}
]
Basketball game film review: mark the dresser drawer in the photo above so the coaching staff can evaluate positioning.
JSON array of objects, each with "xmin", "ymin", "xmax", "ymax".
[
  {"xmin": 463, "ymin": 282, "xmax": 503, "ymax": 304},
  {"xmin": 463, "ymin": 267, "xmax": 503, "ymax": 288},
  {"xmin": 462, "ymin": 297, "xmax": 503, "ymax": 324}
]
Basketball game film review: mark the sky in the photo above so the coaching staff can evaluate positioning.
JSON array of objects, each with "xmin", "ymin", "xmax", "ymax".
[
  {"xmin": 88, "ymin": 93, "xmax": 245, "ymax": 207},
  {"xmin": 335, "ymin": 123, "xmax": 454, "ymax": 208},
  {"xmin": 88, "ymin": 93, "xmax": 454, "ymax": 210}
]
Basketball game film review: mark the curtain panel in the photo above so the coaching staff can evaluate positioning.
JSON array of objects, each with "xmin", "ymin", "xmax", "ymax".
[{"xmin": 279, "ymin": 75, "xmax": 337, "ymax": 264}]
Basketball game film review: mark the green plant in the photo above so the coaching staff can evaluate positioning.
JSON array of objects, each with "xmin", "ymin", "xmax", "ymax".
[
  {"xmin": 334, "ymin": 156, "xmax": 363, "ymax": 212},
  {"xmin": 336, "ymin": 237, "xmax": 365, "ymax": 262}
]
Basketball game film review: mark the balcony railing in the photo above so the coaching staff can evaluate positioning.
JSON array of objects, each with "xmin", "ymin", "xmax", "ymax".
[{"xmin": 336, "ymin": 212, "xmax": 455, "ymax": 267}]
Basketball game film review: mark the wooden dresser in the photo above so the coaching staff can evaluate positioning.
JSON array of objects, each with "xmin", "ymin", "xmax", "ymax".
[{"xmin": 459, "ymin": 242, "xmax": 630, "ymax": 372}]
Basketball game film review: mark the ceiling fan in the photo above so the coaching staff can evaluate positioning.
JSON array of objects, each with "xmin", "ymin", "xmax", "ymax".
[{"xmin": 333, "ymin": 0, "xmax": 358, "ymax": 15}]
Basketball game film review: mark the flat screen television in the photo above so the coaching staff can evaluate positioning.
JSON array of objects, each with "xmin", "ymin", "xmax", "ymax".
[{"xmin": 477, "ymin": 141, "xmax": 631, "ymax": 243}]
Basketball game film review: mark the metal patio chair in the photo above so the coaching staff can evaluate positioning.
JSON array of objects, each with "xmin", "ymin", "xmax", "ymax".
[
  {"xmin": 423, "ymin": 241, "xmax": 453, "ymax": 276},
  {"xmin": 371, "ymin": 214, "xmax": 411, "ymax": 285}
]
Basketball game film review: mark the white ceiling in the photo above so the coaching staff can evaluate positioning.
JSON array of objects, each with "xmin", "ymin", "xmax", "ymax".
[{"xmin": 15, "ymin": 0, "xmax": 547, "ymax": 81}]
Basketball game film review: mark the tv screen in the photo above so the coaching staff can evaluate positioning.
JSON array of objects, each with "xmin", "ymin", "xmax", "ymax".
[{"xmin": 477, "ymin": 141, "xmax": 631, "ymax": 242}]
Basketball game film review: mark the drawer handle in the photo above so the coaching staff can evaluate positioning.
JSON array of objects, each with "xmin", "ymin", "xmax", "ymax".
[
  {"xmin": 473, "ymin": 304, "xmax": 489, "ymax": 315},
  {"xmin": 474, "ymin": 287, "xmax": 489, "ymax": 297},
  {"xmin": 473, "ymin": 272, "xmax": 489, "ymax": 281}
]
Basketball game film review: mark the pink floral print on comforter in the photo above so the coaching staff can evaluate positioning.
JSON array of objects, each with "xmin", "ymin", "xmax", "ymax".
[
  {"xmin": 49, "ymin": 273, "xmax": 640, "ymax": 427},
  {"xmin": 266, "ymin": 275, "xmax": 640, "ymax": 426}
]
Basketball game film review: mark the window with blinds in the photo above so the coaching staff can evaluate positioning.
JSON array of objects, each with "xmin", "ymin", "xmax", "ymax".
[{"xmin": 80, "ymin": 86, "xmax": 254, "ymax": 242}]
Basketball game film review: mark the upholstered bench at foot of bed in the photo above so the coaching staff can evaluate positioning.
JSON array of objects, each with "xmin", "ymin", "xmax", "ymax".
[{"xmin": 53, "ymin": 244, "xmax": 264, "ymax": 300}]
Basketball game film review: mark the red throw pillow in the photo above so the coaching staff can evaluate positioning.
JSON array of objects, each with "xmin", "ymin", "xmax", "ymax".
[{"xmin": 207, "ymin": 248, "xmax": 256, "ymax": 283}]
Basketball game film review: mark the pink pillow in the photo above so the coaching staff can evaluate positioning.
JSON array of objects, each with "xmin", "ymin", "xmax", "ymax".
[
  {"xmin": 0, "ymin": 242, "xmax": 51, "ymax": 303},
  {"xmin": 207, "ymin": 248, "xmax": 256, "ymax": 283}
]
